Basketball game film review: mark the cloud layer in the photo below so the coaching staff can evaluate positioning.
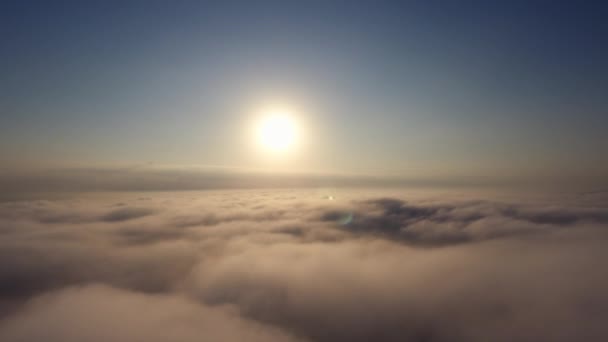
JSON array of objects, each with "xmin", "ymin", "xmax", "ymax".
[{"xmin": 0, "ymin": 189, "xmax": 607, "ymax": 341}]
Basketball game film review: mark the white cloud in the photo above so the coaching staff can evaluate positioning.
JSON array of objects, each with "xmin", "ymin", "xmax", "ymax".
[{"xmin": 0, "ymin": 189, "xmax": 607, "ymax": 341}]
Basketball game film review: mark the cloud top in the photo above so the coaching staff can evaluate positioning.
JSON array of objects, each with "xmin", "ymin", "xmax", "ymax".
[{"xmin": 0, "ymin": 189, "xmax": 607, "ymax": 341}]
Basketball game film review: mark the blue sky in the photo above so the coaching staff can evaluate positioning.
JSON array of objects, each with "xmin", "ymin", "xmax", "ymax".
[{"xmin": 1, "ymin": 0, "xmax": 607, "ymax": 187}]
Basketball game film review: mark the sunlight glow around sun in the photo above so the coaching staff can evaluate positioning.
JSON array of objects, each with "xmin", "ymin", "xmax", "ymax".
[{"xmin": 256, "ymin": 109, "xmax": 298, "ymax": 153}]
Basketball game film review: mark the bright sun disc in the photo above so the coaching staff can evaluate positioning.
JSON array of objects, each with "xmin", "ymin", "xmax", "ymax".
[{"xmin": 256, "ymin": 110, "xmax": 297, "ymax": 152}]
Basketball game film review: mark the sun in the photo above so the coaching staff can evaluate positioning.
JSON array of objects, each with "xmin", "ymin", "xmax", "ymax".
[{"xmin": 256, "ymin": 108, "xmax": 298, "ymax": 153}]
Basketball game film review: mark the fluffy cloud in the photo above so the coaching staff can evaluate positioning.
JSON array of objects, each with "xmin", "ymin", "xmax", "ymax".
[
  {"xmin": 0, "ymin": 189, "xmax": 607, "ymax": 341},
  {"xmin": 0, "ymin": 285, "xmax": 303, "ymax": 342}
]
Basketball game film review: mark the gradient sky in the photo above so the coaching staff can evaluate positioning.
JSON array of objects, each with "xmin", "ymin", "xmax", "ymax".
[{"xmin": 1, "ymin": 1, "xmax": 607, "ymax": 187}]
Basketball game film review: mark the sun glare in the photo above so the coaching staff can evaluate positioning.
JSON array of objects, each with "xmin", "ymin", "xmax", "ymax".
[{"xmin": 256, "ymin": 109, "xmax": 298, "ymax": 153}]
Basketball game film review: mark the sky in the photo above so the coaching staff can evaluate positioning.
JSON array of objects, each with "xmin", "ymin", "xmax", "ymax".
[{"xmin": 1, "ymin": 0, "xmax": 607, "ymax": 189}]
